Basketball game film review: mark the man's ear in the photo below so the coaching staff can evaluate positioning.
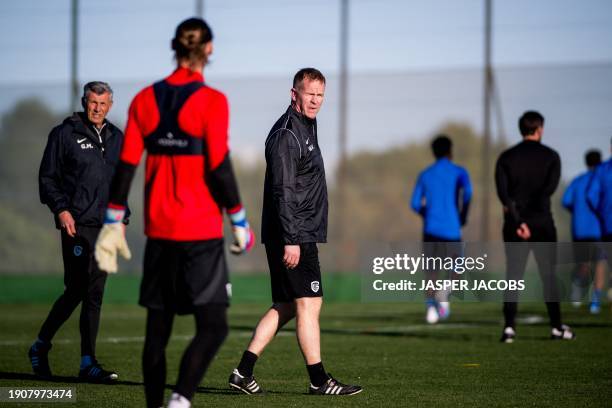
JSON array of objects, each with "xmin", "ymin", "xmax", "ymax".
[
  {"xmin": 290, "ymin": 88, "xmax": 297, "ymax": 102},
  {"xmin": 204, "ymin": 41, "xmax": 213, "ymax": 57},
  {"xmin": 536, "ymin": 126, "xmax": 544, "ymax": 139}
]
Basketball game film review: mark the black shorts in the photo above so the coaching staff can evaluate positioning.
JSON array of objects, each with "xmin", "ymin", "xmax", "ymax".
[
  {"xmin": 422, "ymin": 233, "xmax": 463, "ymax": 275},
  {"xmin": 140, "ymin": 238, "xmax": 229, "ymax": 315},
  {"xmin": 423, "ymin": 234, "xmax": 462, "ymax": 257},
  {"xmin": 573, "ymin": 238, "xmax": 606, "ymax": 263},
  {"xmin": 265, "ymin": 242, "xmax": 322, "ymax": 303}
]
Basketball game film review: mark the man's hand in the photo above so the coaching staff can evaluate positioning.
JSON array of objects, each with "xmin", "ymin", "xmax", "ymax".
[
  {"xmin": 58, "ymin": 210, "xmax": 76, "ymax": 237},
  {"xmin": 229, "ymin": 208, "xmax": 255, "ymax": 255},
  {"xmin": 283, "ymin": 245, "xmax": 300, "ymax": 269},
  {"xmin": 516, "ymin": 222, "xmax": 531, "ymax": 240}
]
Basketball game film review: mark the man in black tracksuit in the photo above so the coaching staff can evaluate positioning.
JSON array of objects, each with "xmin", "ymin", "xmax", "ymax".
[
  {"xmin": 29, "ymin": 81, "xmax": 126, "ymax": 382},
  {"xmin": 228, "ymin": 68, "xmax": 362, "ymax": 396},
  {"xmin": 495, "ymin": 110, "xmax": 575, "ymax": 343}
]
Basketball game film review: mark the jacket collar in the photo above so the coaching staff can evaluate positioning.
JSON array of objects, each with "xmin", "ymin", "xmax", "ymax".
[
  {"xmin": 288, "ymin": 105, "xmax": 316, "ymax": 127},
  {"xmin": 65, "ymin": 112, "xmax": 114, "ymax": 147}
]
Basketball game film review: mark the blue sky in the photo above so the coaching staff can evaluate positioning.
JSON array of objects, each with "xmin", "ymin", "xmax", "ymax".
[
  {"xmin": 1, "ymin": 0, "xmax": 611, "ymax": 83},
  {"xmin": 0, "ymin": 1, "xmax": 611, "ymax": 181}
]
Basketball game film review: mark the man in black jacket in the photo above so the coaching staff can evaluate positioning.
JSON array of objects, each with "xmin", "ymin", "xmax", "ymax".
[
  {"xmin": 228, "ymin": 68, "xmax": 362, "ymax": 396},
  {"xmin": 29, "ymin": 81, "xmax": 125, "ymax": 382},
  {"xmin": 495, "ymin": 110, "xmax": 575, "ymax": 343}
]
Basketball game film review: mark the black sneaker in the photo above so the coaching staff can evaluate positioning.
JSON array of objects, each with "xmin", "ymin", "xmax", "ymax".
[
  {"xmin": 228, "ymin": 369, "xmax": 262, "ymax": 394},
  {"xmin": 500, "ymin": 327, "xmax": 516, "ymax": 343},
  {"xmin": 79, "ymin": 360, "xmax": 118, "ymax": 383},
  {"xmin": 28, "ymin": 342, "xmax": 52, "ymax": 378},
  {"xmin": 308, "ymin": 375, "xmax": 362, "ymax": 396},
  {"xmin": 551, "ymin": 324, "xmax": 576, "ymax": 340}
]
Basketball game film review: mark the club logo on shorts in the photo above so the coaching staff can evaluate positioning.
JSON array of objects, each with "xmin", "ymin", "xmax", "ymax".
[
  {"xmin": 311, "ymin": 281, "xmax": 320, "ymax": 293},
  {"xmin": 73, "ymin": 245, "xmax": 83, "ymax": 256}
]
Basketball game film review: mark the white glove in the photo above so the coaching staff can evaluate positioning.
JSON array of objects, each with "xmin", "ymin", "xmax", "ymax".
[
  {"xmin": 95, "ymin": 223, "xmax": 131, "ymax": 273},
  {"xmin": 230, "ymin": 224, "xmax": 255, "ymax": 255},
  {"xmin": 229, "ymin": 208, "xmax": 255, "ymax": 255}
]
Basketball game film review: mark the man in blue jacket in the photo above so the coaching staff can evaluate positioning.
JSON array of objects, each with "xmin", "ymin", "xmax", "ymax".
[
  {"xmin": 29, "ymin": 82, "xmax": 126, "ymax": 382},
  {"xmin": 587, "ymin": 138, "xmax": 612, "ymax": 242},
  {"xmin": 411, "ymin": 135, "xmax": 472, "ymax": 324},
  {"xmin": 562, "ymin": 150, "xmax": 606, "ymax": 313},
  {"xmin": 587, "ymin": 138, "xmax": 612, "ymax": 301}
]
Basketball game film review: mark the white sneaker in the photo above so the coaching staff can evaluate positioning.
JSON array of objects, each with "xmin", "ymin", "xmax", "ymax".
[
  {"xmin": 551, "ymin": 325, "xmax": 576, "ymax": 340},
  {"xmin": 167, "ymin": 393, "xmax": 190, "ymax": 408},
  {"xmin": 426, "ymin": 305, "xmax": 439, "ymax": 324},
  {"xmin": 500, "ymin": 326, "xmax": 516, "ymax": 343}
]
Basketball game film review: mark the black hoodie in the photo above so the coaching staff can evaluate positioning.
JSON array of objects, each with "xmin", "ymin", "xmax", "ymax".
[{"xmin": 39, "ymin": 112, "xmax": 126, "ymax": 228}]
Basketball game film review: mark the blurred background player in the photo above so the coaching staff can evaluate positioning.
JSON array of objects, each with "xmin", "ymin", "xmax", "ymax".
[
  {"xmin": 228, "ymin": 68, "xmax": 362, "ymax": 396},
  {"xmin": 30, "ymin": 81, "xmax": 124, "ymax": 382},
  {"xmin": 410, "ymin": 135, "xmax": 472, "ymax": 324},
  {"xmin": 94, "ymin": 18, "xmax": 254, "ymax": 408},
  {"xmin": 495, "ymin": 110, "xmax": 574, "ymax": 343},
  {"xmin": 562, "ymin": 149, "xmax": 607, "ymax": 313},
  {"xmin": 587, "ymin": 137, "xmax": 612, "ymax": 301}
]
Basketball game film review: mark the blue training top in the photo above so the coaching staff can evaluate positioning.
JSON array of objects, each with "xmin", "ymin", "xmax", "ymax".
[
  {"xmin": 411, "ymin": 158, "xmax": 472, "ymax": 240},
  {"xmin": 562, "ymin": 169, "xmax": 601, "ymax": 240},
  {"xmin": 587, "ymin": 158, "xmax": 612, "ymax": 235}
]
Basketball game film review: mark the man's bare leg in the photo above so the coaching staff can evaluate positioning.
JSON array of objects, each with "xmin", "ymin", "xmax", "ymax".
[
  {"xmin": 247, "ymin": 302, "xmax": 295, "ymax": 356},
  {"xmin": 229, "ymin": 302, "xmax": 296, "ymax": 394},
  {"xmin": 295, "ymin": 297, "xmax": 322, "ymax": 364}
]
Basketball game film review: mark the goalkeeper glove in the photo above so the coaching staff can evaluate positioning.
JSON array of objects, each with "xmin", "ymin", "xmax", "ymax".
[
  {"xmin": 95, "ymin": 207, "xmax": 131, "ymax": 274},
  {"xmin": 228, "ymin": 207, "xmax": 255, "ymax": 255}
]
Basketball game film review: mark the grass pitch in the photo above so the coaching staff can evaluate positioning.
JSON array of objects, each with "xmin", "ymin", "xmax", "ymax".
[{"xmin": 0, "ymin": 276, "xmax": 611, "ymax": 407}]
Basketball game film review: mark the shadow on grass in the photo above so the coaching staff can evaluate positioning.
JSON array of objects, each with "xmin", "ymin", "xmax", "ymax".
[
  {"xmin": 0, "ymin": 371, "xmax": 300, "ymax": 396},
  {"xmin": 0, "ymin": 371, "xmax": 142, "ymax": 386},
  {"xmin": 196, "ymin": 386, "xmax": 296, "ymax": 395}
]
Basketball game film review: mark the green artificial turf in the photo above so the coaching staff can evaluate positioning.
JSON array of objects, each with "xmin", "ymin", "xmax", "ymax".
[{"xmin": 1, "ymin": 288, "xmax": 611, "ymax": 407}]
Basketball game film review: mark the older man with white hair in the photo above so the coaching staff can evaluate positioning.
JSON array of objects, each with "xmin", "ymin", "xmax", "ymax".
[{"xmin": 30, "ymin": 81, "xmax": 126, "ymax": 383}]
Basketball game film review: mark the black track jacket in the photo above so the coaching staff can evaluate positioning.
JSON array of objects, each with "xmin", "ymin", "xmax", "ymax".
[
  {"xmin": 495, "ymin": 139, "xmax": 561, "ymax": 227},
  {"xmin": 39, "ymin": 112, "xmax": 126, "ymax": 229},
  {"xmin": 262, "ymin": 106, "xmax": 328, "ymax": 244}
]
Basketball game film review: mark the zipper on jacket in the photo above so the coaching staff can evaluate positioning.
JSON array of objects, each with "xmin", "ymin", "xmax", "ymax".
[{"xmin": 92, "ymin": 124, "xmax": 107, "ymax": 161}]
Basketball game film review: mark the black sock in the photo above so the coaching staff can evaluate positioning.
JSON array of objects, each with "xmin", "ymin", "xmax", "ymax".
[
  {"xmin": 143, "ymin": 309, "xmax": 174, "ymax": 408},
  {"xmin": 237, "ymin": 350, "xmax": 258, "ymax": 377},
  {"xmin": 545, "ymin": 302, "xmax": 562, "ymax": 330},
  {"xmin": 174, "ymin": 305, "xmax": 229, "ymax": 401},
  {"xmin": 307, "ymin": 362, "xmax": 329, "ymax": 387}
]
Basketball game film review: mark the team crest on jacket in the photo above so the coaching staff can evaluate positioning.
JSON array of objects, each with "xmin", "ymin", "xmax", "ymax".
[{"xmin": 311, "ymin": 281, "xmax": 320, "ymax": 293}]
